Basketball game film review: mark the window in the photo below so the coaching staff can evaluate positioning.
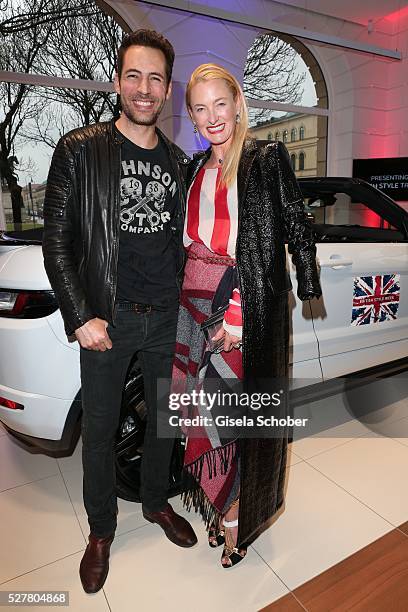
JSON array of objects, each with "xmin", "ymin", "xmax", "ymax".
[
  {"xmin": 244, "ymin": 33, "xmax": 328, "ymax": 178},
  {"xmin": 299, "ymin": 152, "xmax": 305, "ymax": 170},
  {"xmin": 1, "ymin": 83, "xmax": 117, "ymax": 224},
  {"xmin": 290, "ymin": 154, "xmax": 296, "ymax": 170},
  {"xmin": 303, "ymin": 191, "xmax": 398, "ymax": 232},
  {"xmin": 267, "ymin": 132, "xmax": 273, "ymax": 140},
  {"xmin": 0, "ymin": 1, "xmax": 124, "ymax": 231}
]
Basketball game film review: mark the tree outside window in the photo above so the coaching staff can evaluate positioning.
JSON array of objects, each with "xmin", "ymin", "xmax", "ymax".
[
  {"xmin": 245, "ymin": 32, "xmax": 328, "ymax": 177},
  {"xmin": 0, "ymin": 0, "xmax": 124, "ymax": 230},
  {"xmin": 244, "ymin": 33, "xmax": 307, "ymax": 126}
]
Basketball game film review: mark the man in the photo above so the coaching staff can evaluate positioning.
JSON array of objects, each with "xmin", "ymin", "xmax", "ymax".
[{"xmin": 43, "ymin": 29, "xmax": 196, "ymax": 594}]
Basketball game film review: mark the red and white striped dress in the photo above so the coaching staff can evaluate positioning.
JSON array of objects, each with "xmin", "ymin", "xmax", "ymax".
[{"xmin": 184, "ymin": 166, "xmax": 242, "ymax": 336}]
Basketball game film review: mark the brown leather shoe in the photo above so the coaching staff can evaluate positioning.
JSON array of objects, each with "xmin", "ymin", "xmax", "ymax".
[
  {"xmin": 79, "ymin": 533, "xmax": 114, "ymax": 594},
  {"xmin": 143, "ymin": 503, "xmax": 197, "ymax": 547}
]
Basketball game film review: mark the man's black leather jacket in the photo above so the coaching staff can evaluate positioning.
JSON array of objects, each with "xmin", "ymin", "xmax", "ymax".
[{"xmin": 42, "ymin": 120, "xmax": 189, "ymax": 336}]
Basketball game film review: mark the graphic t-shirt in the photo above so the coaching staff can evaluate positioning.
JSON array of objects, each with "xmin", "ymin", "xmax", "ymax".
[{"xmin": 116, "ymin": 131, "xmax": 179, "ymax": 308}]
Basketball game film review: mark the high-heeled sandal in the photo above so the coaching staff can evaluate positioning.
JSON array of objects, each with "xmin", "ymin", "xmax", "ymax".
[
  {"xmin": 221, "ymin": 517, "xmax": 247, "ymax": 568},
  {"xmin": 208, "ymin": 522, "xmax": 225, "ymax": 548}
]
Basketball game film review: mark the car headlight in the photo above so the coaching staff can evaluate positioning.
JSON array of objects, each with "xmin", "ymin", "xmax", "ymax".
[{"xmin": 0, "ymin": 289, "xmax": 58, "ymax": 318}]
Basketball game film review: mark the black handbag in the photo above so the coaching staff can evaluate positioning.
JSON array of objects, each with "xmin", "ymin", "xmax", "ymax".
[
  {"xmin": 200, "ymin": 266, "xmax": 239, "ymax": 353},
  {"xmin": 200, "ymin": 304, "xmax": 229, "ymax": 353}
]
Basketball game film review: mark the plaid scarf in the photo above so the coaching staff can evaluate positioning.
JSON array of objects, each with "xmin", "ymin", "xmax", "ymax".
[{"xmin": 172, "ymin": 242, "xmax": 242, "ymax": 529}]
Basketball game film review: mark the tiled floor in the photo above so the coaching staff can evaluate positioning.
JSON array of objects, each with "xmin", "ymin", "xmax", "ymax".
[{"xmin": 0, "ymin": 382, "xmax": 407, "ymax": 611}]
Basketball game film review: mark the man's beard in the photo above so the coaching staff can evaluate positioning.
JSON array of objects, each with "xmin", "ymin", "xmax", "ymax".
[{"xmin": 120, "ymin": 96, "xmax": 165, "ymax": 127}]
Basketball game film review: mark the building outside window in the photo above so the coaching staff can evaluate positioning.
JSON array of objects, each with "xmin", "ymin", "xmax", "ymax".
[
  {"xmin": 245, "ymin": 33, "xmax": 328, "ymax": 178},
  {"xmin": 251, "ymin": 113, "xmax": 317, "ymax": 177}
]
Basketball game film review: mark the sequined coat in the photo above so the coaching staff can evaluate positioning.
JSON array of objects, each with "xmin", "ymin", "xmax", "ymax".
[{"xmin": 187, "ymin": 139, "xmax": 321, "ymax": 545}]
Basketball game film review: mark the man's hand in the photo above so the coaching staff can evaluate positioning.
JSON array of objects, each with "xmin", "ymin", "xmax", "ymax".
[
  {"xmin": 212, "ymin": 327, "xmax": 241, "ymax": 352},
  {"xmin": 75, "ymin": 318, "xmax": 113, "ymax": 351}
]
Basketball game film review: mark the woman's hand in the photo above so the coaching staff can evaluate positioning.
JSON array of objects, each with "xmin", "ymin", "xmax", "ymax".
[{"xmin": 212, "ymin": 327, "xmax": 242, "ymax": 352}]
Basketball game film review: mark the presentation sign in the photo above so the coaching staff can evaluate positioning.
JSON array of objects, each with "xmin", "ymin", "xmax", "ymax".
[{"xmin": 353, "ymin": 157, "xmax": 408, "ymax": 200}]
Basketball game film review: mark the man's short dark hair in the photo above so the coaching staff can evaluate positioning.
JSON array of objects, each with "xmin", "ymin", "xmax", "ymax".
[{"xmin": 117, "ymin": 29, "xmax": 175, "ymax": 85}]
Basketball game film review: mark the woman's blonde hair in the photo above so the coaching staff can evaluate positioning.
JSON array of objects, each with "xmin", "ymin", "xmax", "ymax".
[{"xmin": 186, "ymin": 63, "xmax": 249, "ymax": 188}]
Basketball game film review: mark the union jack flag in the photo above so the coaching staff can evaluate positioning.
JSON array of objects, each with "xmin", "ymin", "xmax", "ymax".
[{"xmin": 351, "ymin": 274, "xmax": 400, "ymax": 326}]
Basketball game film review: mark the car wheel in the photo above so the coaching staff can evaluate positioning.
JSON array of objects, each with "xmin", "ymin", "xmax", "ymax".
[{"xmin": 114, "ymin": 361, "xmax": 185, "ymax": 503}]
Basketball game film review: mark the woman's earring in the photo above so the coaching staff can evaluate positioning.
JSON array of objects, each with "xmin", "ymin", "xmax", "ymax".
[
  {"xmin": 236, "ymin": 114, "xmax": 241, "ymax": 124},
  {"xmin": 193, "ymin": 123, "xmax": 205, "ymax": 151}
]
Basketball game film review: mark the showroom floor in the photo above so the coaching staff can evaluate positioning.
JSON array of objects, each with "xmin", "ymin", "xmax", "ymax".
[{"xmin": 0, "ymin": 377, "xmax": 407, "ymax": 612}]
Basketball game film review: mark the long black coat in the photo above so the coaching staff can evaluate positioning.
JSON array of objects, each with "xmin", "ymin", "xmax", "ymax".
[{"xmin": 187, "ymin": 139, "xmax": 322, "ymax": 545}]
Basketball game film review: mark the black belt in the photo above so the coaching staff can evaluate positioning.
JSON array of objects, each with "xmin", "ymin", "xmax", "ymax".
[{"xmin": 116, "ymin": 302, "xmax": 153, "ymax": 313}]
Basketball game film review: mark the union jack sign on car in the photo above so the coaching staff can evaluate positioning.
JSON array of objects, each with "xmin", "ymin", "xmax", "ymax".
[{"xmin": 351, "ymin": 274, "xmax": 400, "ymax": 325}]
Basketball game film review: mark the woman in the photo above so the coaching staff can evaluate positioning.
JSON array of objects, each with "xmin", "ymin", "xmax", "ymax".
[{"xmin": 172, "ymin": 63, "xmax": 321, "ymax": 567}]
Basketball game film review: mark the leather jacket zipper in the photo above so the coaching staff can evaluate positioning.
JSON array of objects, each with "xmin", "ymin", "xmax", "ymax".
[
  {"xmin": 167, "ymin": 146, "xmax": 189, "ymax": 294},
  {"xmin": 111, "ymin": 141, "xmax": 122, "ymax": 325}
]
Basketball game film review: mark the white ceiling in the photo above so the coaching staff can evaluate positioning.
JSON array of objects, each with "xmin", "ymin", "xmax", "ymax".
[{"xmin": 272, "ymin": 0, "xmax": 408, "ymax": 26}]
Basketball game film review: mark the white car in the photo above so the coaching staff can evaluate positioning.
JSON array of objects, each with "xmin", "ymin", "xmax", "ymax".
[{"xmin": 1, "ymin": 178, "xmax": 407, "ymax": 500}]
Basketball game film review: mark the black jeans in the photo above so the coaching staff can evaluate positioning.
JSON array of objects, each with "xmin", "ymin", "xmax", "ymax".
[{"xmin": 80, "ymin": 306, "xmax": 178, "ymax": 538}]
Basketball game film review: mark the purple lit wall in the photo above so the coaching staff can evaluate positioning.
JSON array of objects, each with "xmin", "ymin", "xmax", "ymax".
[{"xmin": 104, "ymin": 0, "xmax": 408, "ymax": 175}]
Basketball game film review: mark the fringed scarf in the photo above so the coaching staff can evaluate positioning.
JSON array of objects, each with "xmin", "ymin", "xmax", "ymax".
[{"xmin": 172, "ymin": 242, "xmax": 243, "ymax": 530}]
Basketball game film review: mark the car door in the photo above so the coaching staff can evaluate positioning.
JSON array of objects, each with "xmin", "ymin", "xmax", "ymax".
[
  {"xmin": 300, "ymin": 182, "xmax": 408, "ymax": 379},
  {"xmin": 287, "ymin": 246, "xmax": 322, "ymax": 380}
]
